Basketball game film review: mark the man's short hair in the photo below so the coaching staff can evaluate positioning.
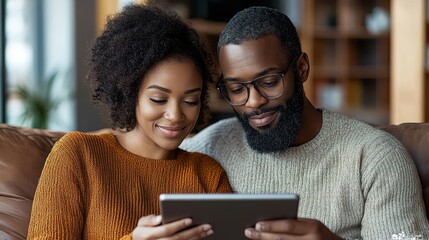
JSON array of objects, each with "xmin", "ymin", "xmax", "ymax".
[{"xmin": 217, "ymin": 6, "xmax": 302, "ymax": 59}]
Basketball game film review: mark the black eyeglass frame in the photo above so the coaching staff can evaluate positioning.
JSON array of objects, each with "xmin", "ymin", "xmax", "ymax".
[{"xmin": 216, "ymin": 56, "xmax": 298, "ymax": 106}]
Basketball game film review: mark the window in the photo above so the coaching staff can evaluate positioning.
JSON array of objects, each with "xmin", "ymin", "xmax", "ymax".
[
  {"xmin": 5, "ymin": 0, "xmax": 33, "ymax": 125},
  {"xmin": 4, "ymin": 0, "xmax": 74, "ymax": 130}
]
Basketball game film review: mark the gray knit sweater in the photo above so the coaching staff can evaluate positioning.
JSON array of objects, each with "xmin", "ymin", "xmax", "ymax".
[{"xmin": 180, "ymin": 110, "xmax": 429, "ymax": 239}]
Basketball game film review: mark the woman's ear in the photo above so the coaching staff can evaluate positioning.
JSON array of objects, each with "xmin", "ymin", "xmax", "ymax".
[{"xmin": 296, "ymin": 53, "xmax": 310, "ymax": 83}]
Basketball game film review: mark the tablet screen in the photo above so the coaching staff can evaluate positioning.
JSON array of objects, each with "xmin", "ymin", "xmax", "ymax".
[{"xmin": 160, "ymin": 193, "xmax": 299, "ymax": 240}]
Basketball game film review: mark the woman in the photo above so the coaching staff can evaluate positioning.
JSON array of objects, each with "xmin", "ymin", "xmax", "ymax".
[{"xmin": 27, "ymin": 3, "xmax": 232, "ymax": 239}]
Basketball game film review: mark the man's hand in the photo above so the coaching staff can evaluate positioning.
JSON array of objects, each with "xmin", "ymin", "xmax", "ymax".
[{"xmin": 244, "ymin": 218, "xmax": 344, "ymax": 240}]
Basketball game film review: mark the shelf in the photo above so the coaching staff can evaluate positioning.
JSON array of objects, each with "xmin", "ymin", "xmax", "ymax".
[
  {"xmin": 303, "ymin": 0, "xmax": 391, "ymax": 125},
  {"xmin": 341, "ymin": 31, "xmax": 389, "ymax": 39},
  {"xmin": 313, "ymin": 67, "xmax": 389, "ymax": 79},
  {"xmin": 348, "ymin": 66, "xmax": 390, "ymax": 78},
  {"xmin": 189, "ymin": 18, "xmax": 226, "ymax": 36},
  {"xmin": 313, "ymin": 67, "xmax": 346, "ymax": 79},
  {"xmin": 340, "ymin": 107, "xmax": 390, "ymax": 126},
  {"xmin": 314, "ymin": 28, "xmax": 389, "ymax": 39}
]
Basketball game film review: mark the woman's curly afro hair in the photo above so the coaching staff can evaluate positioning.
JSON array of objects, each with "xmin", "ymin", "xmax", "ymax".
[{"xmin": 87, "ymin": 3, "xmax": 215, "ymax": 132}]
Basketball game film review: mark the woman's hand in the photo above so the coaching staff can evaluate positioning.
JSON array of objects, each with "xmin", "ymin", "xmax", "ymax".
[{"xmin": 131, "ymin": 215, "xmax": 213, "ymax": 240}]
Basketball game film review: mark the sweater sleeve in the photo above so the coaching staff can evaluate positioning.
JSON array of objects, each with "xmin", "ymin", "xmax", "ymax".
[
  {"xmin": 189, "ymin": 151, "xmax": 233, "ymax": 193},
  {"xmin": 120, "ymin": 234, "xmax": 132, "ymax": 240},
  {"xmin": 360, "ymin": 142, "xmax": 429, "ymax": 239},
  {"xmin": 27, "ymin": 134, "xmax": 87, "ymax": 239},
  {"xmin": 216, "ymin": 171, "xmax": 234, "ymax": 193}
]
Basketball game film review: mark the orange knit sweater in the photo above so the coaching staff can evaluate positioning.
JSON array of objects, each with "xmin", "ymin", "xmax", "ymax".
[{"xmin": 27, "ymin": 132, "xmax": 232, "ymax": 239}]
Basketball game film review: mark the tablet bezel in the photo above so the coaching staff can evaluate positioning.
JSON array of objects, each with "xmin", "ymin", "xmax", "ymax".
[{"xmin": 160, "ymin": 193, "xmax": 299, "ymax": 240}]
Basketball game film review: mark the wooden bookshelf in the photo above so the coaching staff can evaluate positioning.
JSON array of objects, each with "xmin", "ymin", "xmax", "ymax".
[{"xmin": 301, "ymin": 0, "xmax": 391, "ymax": 125}]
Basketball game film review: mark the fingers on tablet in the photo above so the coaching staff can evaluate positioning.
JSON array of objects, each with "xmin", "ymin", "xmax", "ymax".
[{"xmin": 171, "ymin": 220, "xmax": 213, "ymax": 240}]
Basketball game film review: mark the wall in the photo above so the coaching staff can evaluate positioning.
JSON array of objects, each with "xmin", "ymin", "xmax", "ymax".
[{"xmin": 74, "ymin": 0, "xmax": 107, "ymax": 131}]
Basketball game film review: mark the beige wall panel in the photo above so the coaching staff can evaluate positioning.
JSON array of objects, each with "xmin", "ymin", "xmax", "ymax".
[{"xmin": 391, "ymin": 0, "xmax": 425, "ymax": 123}]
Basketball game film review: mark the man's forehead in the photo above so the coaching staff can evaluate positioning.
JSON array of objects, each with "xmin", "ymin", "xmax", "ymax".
[{"xmin": 218, "ymin": 35, "xmax": 287, "ymax": 76}]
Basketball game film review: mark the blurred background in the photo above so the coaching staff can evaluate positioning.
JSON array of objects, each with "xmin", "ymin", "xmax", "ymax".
[{"xmin": 0, "ymin": 0, "xmax": 427, "ymax": 131}]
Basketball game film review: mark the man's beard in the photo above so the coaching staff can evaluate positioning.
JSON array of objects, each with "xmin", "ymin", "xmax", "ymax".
[{"xmin": 236, "ymin": 76, "xmax": 304, "ymax": 153}]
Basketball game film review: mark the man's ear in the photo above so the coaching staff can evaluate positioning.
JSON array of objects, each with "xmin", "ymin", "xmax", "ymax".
[{"xmin": 296, "ymin": 53, "xmax": 310, "ymax": 83}]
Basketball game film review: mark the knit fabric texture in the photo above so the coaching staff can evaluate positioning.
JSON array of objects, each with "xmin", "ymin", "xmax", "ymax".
[
  {"xmin": 180, "ymin": 109, "xmax": 429, "ymax": 239},
  {"xmin": 27, "ymin": 132, "xmax": 232, "ymax": 239}
]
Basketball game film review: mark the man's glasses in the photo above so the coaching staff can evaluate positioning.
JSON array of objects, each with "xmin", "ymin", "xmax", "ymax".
[{"xmin": 217, "ymin": 57, "xmax": 297, "ymax": 106}]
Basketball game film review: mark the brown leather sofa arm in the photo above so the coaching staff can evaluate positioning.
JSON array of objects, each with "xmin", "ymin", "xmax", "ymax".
[{"xmin": 0, "ymin": 124, "xmax": 65, "ymax": 240}]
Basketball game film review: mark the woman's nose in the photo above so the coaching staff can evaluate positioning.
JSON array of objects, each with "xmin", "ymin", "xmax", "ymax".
[{"xmin": 164, "ymin": 102, "xmax": 185, "ymax": 122}]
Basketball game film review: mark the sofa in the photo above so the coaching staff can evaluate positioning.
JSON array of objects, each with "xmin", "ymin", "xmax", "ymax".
[{"xmin": 0, "ymin": 123, "xmax": 428, "ymax": 239}]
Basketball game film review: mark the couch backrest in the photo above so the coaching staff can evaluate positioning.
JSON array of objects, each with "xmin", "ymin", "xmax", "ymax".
[
  {"xmin": 0, "ymin": 123, "xmax": 428, "ymax": 239},
  {"xmin": 0, "ymin": 124, "xmax": 65, "ymax": 240},
  {"xmin": 380, "ymin": 123, "xmax": 429, "ymax": 218}
]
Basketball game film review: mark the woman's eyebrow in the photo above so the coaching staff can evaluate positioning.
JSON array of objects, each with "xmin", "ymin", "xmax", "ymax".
[
  {"xmin": 147, "ymin": 85, "xmax": 201, "ymax": 94},
  {"xmin": 184, "ymin": 88, "xmax": 202, "ymax": 94},
  {"xmin": 147, "ymin": 85, "xmax": 170, "ymax": 93}
]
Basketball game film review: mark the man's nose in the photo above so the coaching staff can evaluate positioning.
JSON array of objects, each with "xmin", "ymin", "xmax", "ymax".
[{"xmin": 244, "ymin": 85, "xmax": 268, "ymax": 109}]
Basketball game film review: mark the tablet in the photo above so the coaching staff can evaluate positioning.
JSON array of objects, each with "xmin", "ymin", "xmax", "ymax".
[{"xmin": 160, "ymin": 193, "xmax": 299, "ymax": 240}]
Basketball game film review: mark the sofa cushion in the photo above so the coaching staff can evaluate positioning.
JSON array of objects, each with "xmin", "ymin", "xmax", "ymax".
[{"xmin": 0, "ymin": 124, "xmax": 64, "ymax": 240}]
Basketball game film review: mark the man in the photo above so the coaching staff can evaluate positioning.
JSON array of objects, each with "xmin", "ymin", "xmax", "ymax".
[{"xmin": 181, "ymin": 6, "xmax": 429, "ymax": 240}]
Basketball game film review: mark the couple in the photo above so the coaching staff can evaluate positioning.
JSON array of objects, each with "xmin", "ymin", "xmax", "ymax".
[{"xmin": 27, "ymin": 2, "xmax": 428, "ymax": 240}]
